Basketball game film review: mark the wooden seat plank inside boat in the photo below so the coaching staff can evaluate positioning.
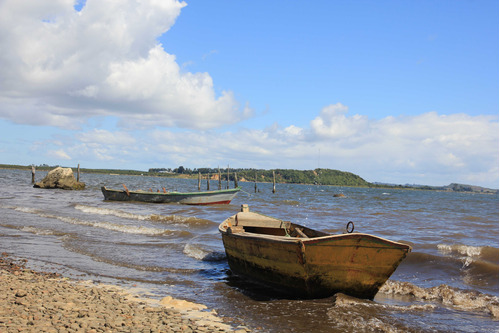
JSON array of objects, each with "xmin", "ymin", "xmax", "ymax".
[
  {"xmin": 233, "ymin": 212, "xmax": 291, "ymax": 236},
  {"xmin": 231, "ymin": 212, "xmax": 325, "ymax": 238}
]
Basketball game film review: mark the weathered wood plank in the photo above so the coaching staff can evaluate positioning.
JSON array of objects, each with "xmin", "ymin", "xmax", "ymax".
[{"xmin": 235, "ymin": 212, "xmax": 290, "ymax": 229}]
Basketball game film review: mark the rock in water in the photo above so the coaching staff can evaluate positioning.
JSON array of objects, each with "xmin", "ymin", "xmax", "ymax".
[{"xmin": 34, "ymin": 167, "xmax": 85, "ymax": 190}]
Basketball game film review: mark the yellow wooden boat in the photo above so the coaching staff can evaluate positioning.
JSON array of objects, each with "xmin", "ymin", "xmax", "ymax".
[{"xmin": 219, "ymin": 205, "xmax": 411, "ymax": 299}]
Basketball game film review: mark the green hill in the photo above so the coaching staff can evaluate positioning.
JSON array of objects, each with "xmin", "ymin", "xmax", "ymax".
[{"xmin": 236, "ymin": 168, "xmax": 369, "ymax": 186}]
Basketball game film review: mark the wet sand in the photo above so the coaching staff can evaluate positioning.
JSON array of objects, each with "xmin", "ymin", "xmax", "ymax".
[{"xmin": 0, "ymin": 253, "xmax": 250, "ymax": 332}]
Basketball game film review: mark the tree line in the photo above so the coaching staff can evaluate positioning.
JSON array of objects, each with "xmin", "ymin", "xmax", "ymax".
[{"xmin": 148, "ymin": 167, "xmax": 370, "ymax": 186}]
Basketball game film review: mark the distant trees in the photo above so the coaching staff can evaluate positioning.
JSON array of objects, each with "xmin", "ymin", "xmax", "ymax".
[
  {"xmin": 175, "ymin": 166, "xmax": 185, "ymax": 174},
  {"xmin": 245, "ymin": 168, "xmax": 370, "ymax": 186},
  {"xmin": 148, "ymin": 168, "xmax": 171, "ymax": 173},
  {"xmin": 148, "ymin": 166, "xmax": 371, "ymax": 186}
]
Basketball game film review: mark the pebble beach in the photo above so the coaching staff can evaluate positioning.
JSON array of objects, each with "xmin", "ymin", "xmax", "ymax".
[{"xmin": 0, "ymin": 253, "xmax": 250, "ymax": 333}]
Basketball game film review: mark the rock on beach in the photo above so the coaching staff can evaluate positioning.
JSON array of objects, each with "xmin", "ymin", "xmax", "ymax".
[{"xmin": 0, "ymin": 253, "xmax": 250, "ymax": 332}]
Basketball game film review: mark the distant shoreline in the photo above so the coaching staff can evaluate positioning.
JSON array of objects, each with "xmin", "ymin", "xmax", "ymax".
[{"xmin": 1, "ymin": 163, "xmax": 497, "ymax": 194}]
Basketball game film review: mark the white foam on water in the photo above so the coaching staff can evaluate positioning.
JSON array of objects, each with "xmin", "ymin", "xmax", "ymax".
[
  {"xmin": 20, "ymin": 226, "xmax": 58, "ymax": 236},
  {"xmin": 335, "ymin": 292, "xmax": 437, "ymax": 313},
  {"xmin": 438, "ymin": 244, "xmax": 483, "ymax": 257},
  {"xmin": 328, "ymin": 293, "xmax": 408, "ymax": 332},
  {"xmin": 438, "ymin": 243, "xmax": 484, "ymax": 268},
  {"xmin": 74, "ymin": 204, "xmax": 203, "ymax": 225},
  {"xmin": 380, "ymin": 280, "xmax": 499, "ymax": 318},
  {"xmin": 183, "ymin": 243, "xmax": 225, "ymax": 262},
  {"xmin": 55, "ymin": 216, "xmax": 168, "ymax": 236},
  {"xmin": 183, "ymin": 243, "xmax": 207, "ymax": 261},
  {"xmin": 75, "ymin": 204, "xmax": 149, "ymax": 221},
  {"xmin": 12, "ymin": 206, "xmax": 41, "ymax": 214},
  {"xmin": 4, "ymin": 204, "xmax": 170, "ymax": 236}
]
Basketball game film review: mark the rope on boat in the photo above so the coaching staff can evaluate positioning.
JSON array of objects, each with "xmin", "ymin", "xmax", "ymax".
[{"xmin": 239, "ymin": 188, "xmax": 254, "ymax": 196}]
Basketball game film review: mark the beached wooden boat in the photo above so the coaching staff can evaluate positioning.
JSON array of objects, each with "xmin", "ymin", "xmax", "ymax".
[
  {"xmin": 219, "ymin": 205, "xmax": 411, "ymax": 299},
  {"xmin": 101, "ymin": 186, "xmax": 240, "ymax": 205}
]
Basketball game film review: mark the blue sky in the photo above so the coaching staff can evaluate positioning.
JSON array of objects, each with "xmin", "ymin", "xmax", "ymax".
[
  {"xmin": 0, "ymin": 0, "xmax": 498, "ymax": 188},
  {"xmin": 164, "ymin": 1, "xmax": 497, "ymax": 123}
]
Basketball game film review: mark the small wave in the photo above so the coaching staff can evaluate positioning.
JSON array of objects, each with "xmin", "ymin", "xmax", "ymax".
[
  {"xmin": 3, "ymin": 204, "xmax": 175, "ymax": 236},
  {"xmin": 20, "ymin": 226, "xmax": 65, "ymax": 236},
  {"xmin": 183, "ymin": 243, "xmax": 206, "ymax": 260},
  {"xmin": 481, "ymin": 246, "xmax": 500, "ymax": 263},
  {"xmin": 328, "ymin": 293, "xmax": 422, "ymax": 332},
  {"xmin": 405, "ymin": 249, "xmax": 499, "ymax": 290},
  {"xmin": 75, "ymin": 204, "xmax": 150, "ymax": 221},
  {"xmin": 55, "ymin": 216, "xmax": 171, "ymax": 236},
  {"xmin": 12, "ymin": 206, "xmax": 41, "ymax": 214},
  {"xmin": 438, "ymin": 244, "xmax": 482, "ymax": 258},
  {"xmin": 438, "ymin": 244, "xmax": 498, "ymax": 269},
  {"xmin": 149, "ymin": 214, "xmax": 214, "ymax": 227},
  {"xmin": 402, "ymin": 251, "xmax": 449, "ymax": 267},
  {"xmin": 63, "ymin": 242, "xmax": 198, "ymax": 275},
  {"xmin": 75, "ymin": 204, "xmax": 213, "ymax": 226},
  {"xmin": 335, "ymin": 293, "xmax": 436, "ymax": 313},
  {"xmin": 183, "ymin": 243, "xmax": 226, "ymax": 262},
  {"xmin": 380, "ymin": 280, "xmax": 499, "ymax": 318}
]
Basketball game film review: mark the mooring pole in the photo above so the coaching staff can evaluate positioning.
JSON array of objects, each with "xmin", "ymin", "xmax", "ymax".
[
  {"xmin": 272, "ymin": 170, "xmax": 276, "ymax": 193},
  {"xmin": 77, "ymin": 164, "xmax": 80, "ymax": 182},
  {"xmin": 198, "ymin": 172, "xmax": 201, "ymax": 191},
  {"xmin": 218, "ymin": 167, "xmax": 221, "ymax": 190},
  {"xmin": 234, "ymin": 172, "xmax": 238, "ymax": 188},
  {"xmin": 31, "ymin": 165, "xmax": 35, "ymax": 184},
  {"xmin": 254, "ymin": 172, "xmax": 257, "ymax": 193},
  {"xmin": 207, "ymin": 173, "xmax": 210, "ymax": 191},
  {"xmin": 227, "ymin": 165, "xmax": 230, "ymax": 189}
]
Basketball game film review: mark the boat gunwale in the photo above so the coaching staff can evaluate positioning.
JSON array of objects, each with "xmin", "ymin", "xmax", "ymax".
[
  {"xmin": 103, "ymin": 186, "xmax": 241, "ymax": 197},
  {"xmin": 219, "ymin": 218, "xmax": 412, "ymax": 250}
]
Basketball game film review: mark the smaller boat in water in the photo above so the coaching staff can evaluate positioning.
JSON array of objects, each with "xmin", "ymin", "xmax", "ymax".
[
  {"xmin": 101, "ymin": 185, "xmax": 240, "ymax": 205},
  {"xmin": 219, "ymin": 205, "xmax": 411, "ymax": 299}
]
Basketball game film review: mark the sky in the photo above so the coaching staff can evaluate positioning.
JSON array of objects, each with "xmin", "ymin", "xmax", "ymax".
[{"xmin": 0, "ymin": 0, "xmax": 498, "ymax": 188}]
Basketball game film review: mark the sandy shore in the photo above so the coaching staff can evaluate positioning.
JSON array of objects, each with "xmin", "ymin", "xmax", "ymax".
[{"xmin": 0, "ymin": 253, "xmax": 250, "ymax": 332}]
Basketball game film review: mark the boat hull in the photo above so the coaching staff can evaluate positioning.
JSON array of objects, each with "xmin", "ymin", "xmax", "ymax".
[
  {"xmin": 102, "ymin": 186, "xmax": 240, "ymax": 205},
  {"xmin": 219, "ymin": 212, "xmax": 411, "ymax": 299}
]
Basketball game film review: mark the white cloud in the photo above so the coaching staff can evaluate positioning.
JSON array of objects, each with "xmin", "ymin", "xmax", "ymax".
[
  {"xmin": 0, "ymin": 0, "xmax": 251, "ymax": 130},
  {"xmin": 48, "ymin": 149, "xmax": 71, "ymax": 160},
  {"xmin": 76, "ymin": 129, "xmax": 136, "ymax": 145},
  {"xmin": 310, "ymin": 103, "xmax": 369, "ymax": 139},
  {"xmin": 140, "ymin": 108, "xmax": 495, "ymax": 187},
  {"xmin": 14, "ymin": 102, "xmax": 497, "ymax": 188},
  {"xmin": 20, "ymin": 103, "xmax": 496, "ymax": 188},
  {"xmin": 307, "ymin": 107, "xmax": 498, "ymax": 186}
]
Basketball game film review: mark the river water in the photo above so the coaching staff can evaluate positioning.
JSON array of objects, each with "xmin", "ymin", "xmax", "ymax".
[{"xmin": 0, "ymin": 169, "xmax": 497, "ymax": 332}]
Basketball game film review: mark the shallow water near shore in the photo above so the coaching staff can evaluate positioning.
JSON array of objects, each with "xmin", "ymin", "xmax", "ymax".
[{"xmin": 0, "ymin": 169, "xmax": 498, "ymax": 332}]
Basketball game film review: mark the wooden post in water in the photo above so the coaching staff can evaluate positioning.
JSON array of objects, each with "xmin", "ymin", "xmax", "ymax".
[
  {"xmin": 77, "ymin": 164, "xmax": 80, "ymax": 182},
  {"xmin": 218, "ymin": 167, "xmax": 221, "ymax": 190},
  {"xmin": 207, "ymin": 173, "xmax": 210, "ymax": 190},
  {"xmin": 198, "ymin": 172, "xmax": 201, "ymax": 191},
  {"xmin": 254, "ymin": 172, "xmax": 257, "ymax": 193},
  {"xmin": 227, "ymin": 165, "xmax": 230, "ymax": 189},
  {"xmin": 31, "ymin": 165, "xmax": 35, "ymax": 184},
  {"xmin": 234, "ymin": 172, "xmax": 238, "ymax": 188},
  {"xmin": 272, "ymin": 170, "xmax": 276, "ymax": 193}
]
